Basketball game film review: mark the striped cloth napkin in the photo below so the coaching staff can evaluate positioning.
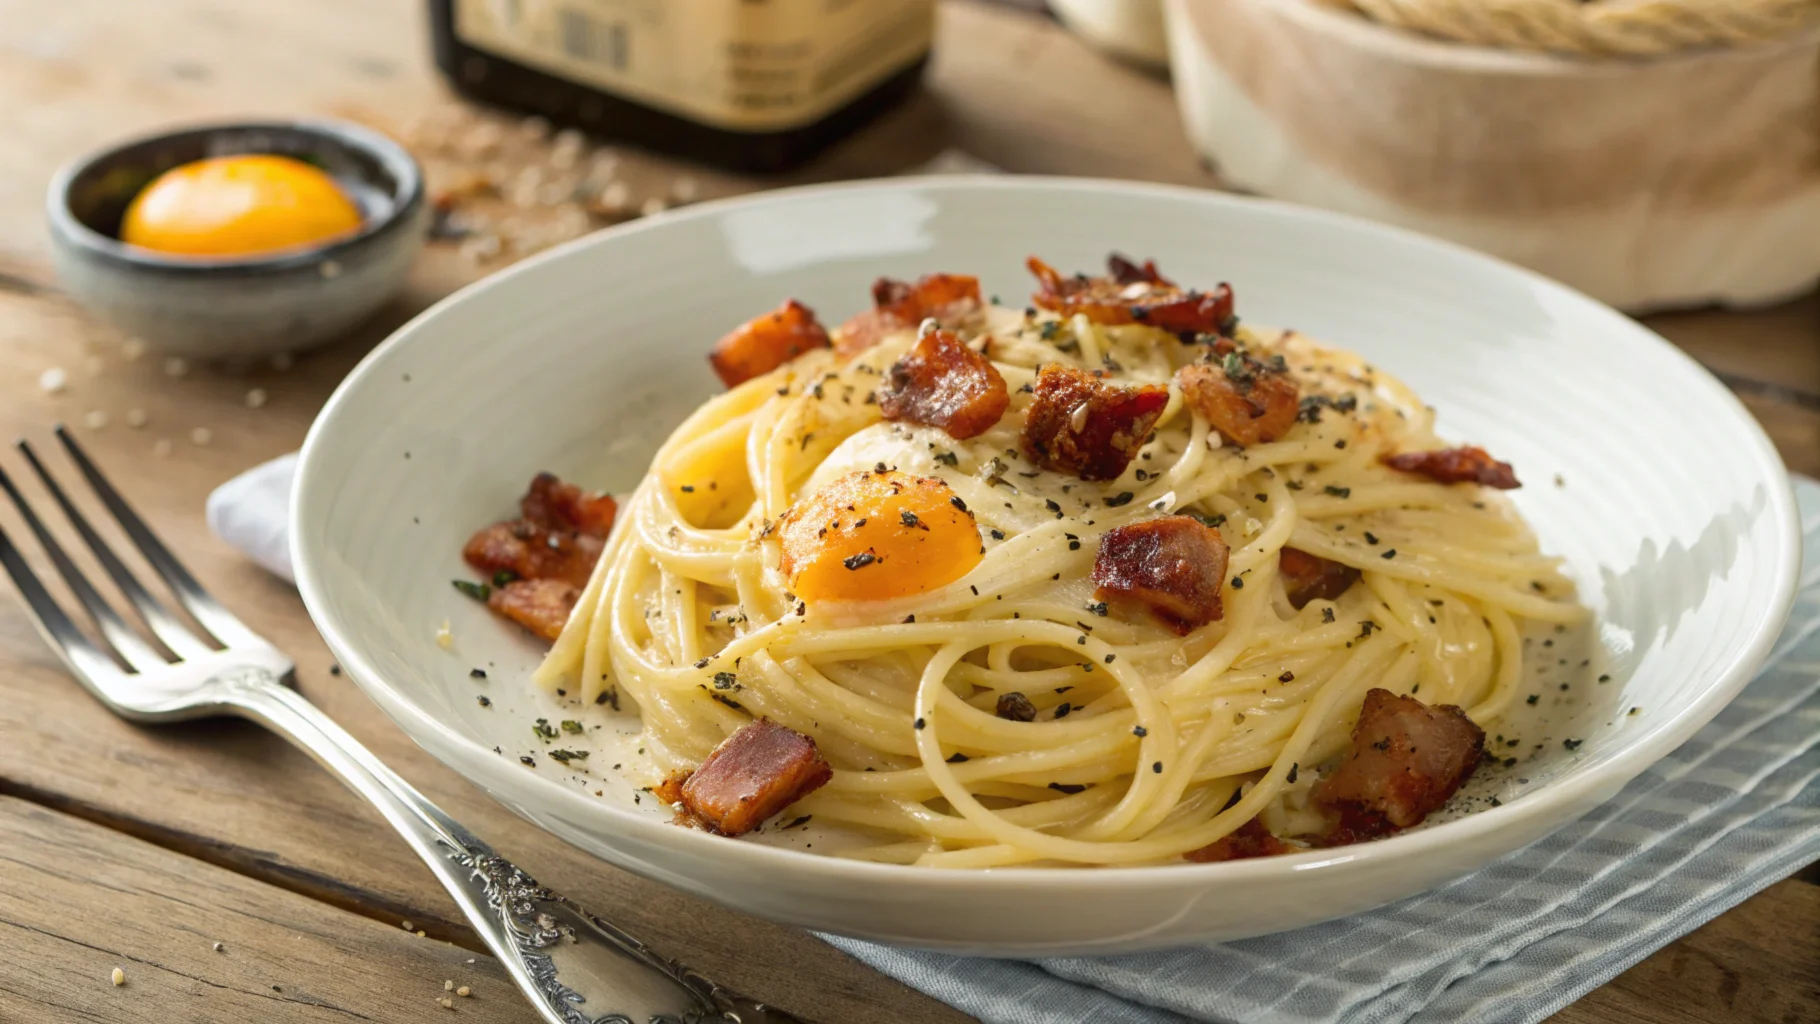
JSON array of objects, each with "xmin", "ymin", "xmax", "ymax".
[
  {"xmin": 822, "ymin": 479, "xmax": 1820, "ymax": 1024},
  {"xmin": 209, "ymin": 459, "xmax": 1819, "ymax": 1024}
]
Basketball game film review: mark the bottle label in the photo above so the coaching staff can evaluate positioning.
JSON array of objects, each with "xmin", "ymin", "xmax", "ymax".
[{"xmin": 452, "ymin": 0, "xmax": 935, "ymax": 132}]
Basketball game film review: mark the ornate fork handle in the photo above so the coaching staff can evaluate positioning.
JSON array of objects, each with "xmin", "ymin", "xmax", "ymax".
[{"xmin": 220, "ymin": 668, "xmax": 804, "ymax": 1024}]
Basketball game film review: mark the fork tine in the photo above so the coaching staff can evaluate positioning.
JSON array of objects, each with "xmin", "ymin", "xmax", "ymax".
[
  {"xmin": 0, "ymin": 465, "xmax": 169, "ymax": 671},
  {"xmin": 17, "ymin": 440, "xmax": 215, "ymax": 661},
  {"xmin": 52, "ymin": 426, "xmax": 262, "ymax": 648},
  {"xmin": 0, "ymin": 521, "xmax": 128, "ymax": 686}
]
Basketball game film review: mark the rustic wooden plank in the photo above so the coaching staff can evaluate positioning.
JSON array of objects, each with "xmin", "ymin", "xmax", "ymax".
[
  {"xmin": 1647, "ymin": 292, "xmax": 1820, "ymax": 477},
  {"xmin": 0, "ymin": 2, "xmax": 1811, "ymax": 1024},
  {"xmin": 1547, "ymin": 879, "xmax": 1820, "ymax": 1024},
  {"xmin": 0, "ymin": 794, "xmax": 531, "ymax": 1023}
]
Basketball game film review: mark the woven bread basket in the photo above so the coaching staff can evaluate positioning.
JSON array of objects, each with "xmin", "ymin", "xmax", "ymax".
[{"xmin": 1165, "ymin": 0, "xmax": 1820, "ymax": 310}]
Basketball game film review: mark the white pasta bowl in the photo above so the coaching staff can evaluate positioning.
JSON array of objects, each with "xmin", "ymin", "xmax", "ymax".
[{"xmin": 293, "ymin": 177, "xmax": 1799, "ymax": 956}]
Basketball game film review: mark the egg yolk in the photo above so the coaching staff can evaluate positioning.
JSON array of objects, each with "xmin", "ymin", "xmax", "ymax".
[
  {"xmin": 120, "ymin": 154, "xmax": 363, "ymax": 257},
  {"xmin": 776, "ymin": 470, "xmax": 983, "ymax": 603}
]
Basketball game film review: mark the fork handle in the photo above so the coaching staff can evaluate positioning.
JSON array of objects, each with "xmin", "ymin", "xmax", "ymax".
[{"xmin": 224, "ymin": 672, "xmax": 804, "ymax": 1024}]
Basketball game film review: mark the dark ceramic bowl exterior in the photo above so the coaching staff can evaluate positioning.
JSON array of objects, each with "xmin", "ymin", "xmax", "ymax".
[{"xmin": 47, "ymin": 119, "xmax": 426, "ymax": 357}]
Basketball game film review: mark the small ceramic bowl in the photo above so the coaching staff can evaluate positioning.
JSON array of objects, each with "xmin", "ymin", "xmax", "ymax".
[{"xmin": 47, "ymin": 119, "xmax": 427, "ymax": 358}]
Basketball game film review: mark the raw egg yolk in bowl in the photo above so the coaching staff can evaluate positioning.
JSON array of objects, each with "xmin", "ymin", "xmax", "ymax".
[{"xmin": 121, "ymin": 154, "xmax": 363, "ymax": 258}]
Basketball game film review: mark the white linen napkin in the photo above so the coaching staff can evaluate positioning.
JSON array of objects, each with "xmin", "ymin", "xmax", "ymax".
[
  {"xmin": 204, "ymin": 451, "xmax": 297, "ymax": 582},
  {"xmin": 212, "ymin": 456, "xmax": 1820, "ymax": 1024}
]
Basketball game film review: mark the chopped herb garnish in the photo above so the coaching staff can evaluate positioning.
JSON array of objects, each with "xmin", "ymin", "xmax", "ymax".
[
  {"xmin": 1105, "ymin": 491, "xmax": 1135, "ymax": 507},
  {"xmin": 1152, "ymin": 761, "xmax": 1163, "ymax": 774},
  {"xmin": 1363, "ymin": 531, "xmax": 1379, "ymax": 545},
  {"xmin": 1279, "ymin": 670, "xmax": 1295, "ymax": 683},
  {"xmin": 532, "ymin": 720, "xmax": 558, "ymax": 742},
  {"xmin": 1132, "ymin": 725, "xmax": 1148, "ymax": 738},
  {"xmin": 900, "ymin": 509, "xmax": 922, "ymax": 528},
  {"xmin": 476, "ymin": 695, "xmax": 491, "ymax": 707},
  {"xmin": 548, "ymin": 749, "xmax": 588, "ymax": 764},
  {"xmin": 1381, "ymin": 548, "xmax": 1397, "ymax": 559},
  {"xmin": 951, "ymin": 496, "xmax": 969, "ymax": 513},
  {"xmin": 996, "ymin": 692, "xmax": 1038, "ymax": 722},
  {"xmin": 469, "ymin": 668, "xmax": 487, "ymax": 680},
  {"xmin": 1526, "ymin": 694, "xmax": 1540, "ymax": 705},
  {"xmin": 452, "ymin": 579, "xmax": 490, "ymax": 601},
  {"xmin": 1324, "ymin": 485, "xmax": 1351, "ymax": 499},
  {"xmin": 1286, "ymin": 763, "xmax": 1299, "ymax": 784},
  {"xmin": 946, "ymin": 753, "xmax": 970, "ymax": 763},
  {"xmin": 560, "ymin": 720, "xmax": 584, "ymax": 734},
  {"xmin": 1231, "ymin": 576, "xmax": 1245, "ymax": 589},
  {"xmin": 1563, "ymin": 738, "xmax": 1583, "ymax": 751},
  {"xmin": 1186, "ymin": 511, "xmax": 1226, "ymax": 529},
  {"xmin": 713, "ymin": 671, "xmax": 738, "ymax": 690},
  {"xmin": 934, "ymin": 450, "xmax": 959, "ymax": 467},
  {"xmin": 1048, "ymin": 782, "xmax": 1087, "ymax": 794},
  {"xmin": 1053, "ymin": 702, "xmax": 1073, "ymax": 719},
  {"xmin": 1322, "ymin": 607, "xmax": 1336, "ymax": 623},
  {"xmin": 913, "ymin": 717, "xmax": 926, "ymax": 730},
  {"xmin": 842, "ymin": 551, "xmax": 879, "ymax": 570}
]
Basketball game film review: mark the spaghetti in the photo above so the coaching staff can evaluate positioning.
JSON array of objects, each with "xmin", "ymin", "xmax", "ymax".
[{"xmin": 530, "ymin": 259, "xmax": 1583, "ymax": 867}]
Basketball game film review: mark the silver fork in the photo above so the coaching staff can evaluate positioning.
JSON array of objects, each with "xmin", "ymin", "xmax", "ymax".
[{"xmin": 0, "ymin": 427, "xmax": 804, "ymax": 1024}]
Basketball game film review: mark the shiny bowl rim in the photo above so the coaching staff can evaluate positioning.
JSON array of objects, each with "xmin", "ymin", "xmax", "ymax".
[{"xmin": 292, "ymin": 173, "xmax": 1801, "ymax": 892}]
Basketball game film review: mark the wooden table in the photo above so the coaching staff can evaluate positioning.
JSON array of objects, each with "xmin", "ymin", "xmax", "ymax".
[{"xmin": 0, "ymin": 2, "xmax": 1815, "ymax": 1022}]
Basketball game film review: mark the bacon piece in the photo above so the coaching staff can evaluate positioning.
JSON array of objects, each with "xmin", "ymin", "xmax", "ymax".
[
  {"xmin": 520, "ymin": 471, "xmax": 617, "ymax": 537},
  {"xmin": 669, "ymin": 719, "xmax": 833, "ymax": 836},
  {"xmin": 1028, "ymin": 255, "xmax": 1234, "ymax": 336},
  {"xmin": 1176, "ymin": 351, "xmax": 1299, "ymax": 447},
  {"xmin": 1278, "ymin": 547, "xmax": 1360, "ymax": 610},
  {"xmin": 837, "ymin": 273, "xmax": 983, "ymax": 359},
  {"xmin": 1021, "ymin": 364, "xmax": 1169, "ymax": 481},
  {"xmin": 708, "ymin": 299, "xmax": 832, "ymax": 388},
  {"xmin": 465, "ymin": 473, "xmax": 614, "ymax": 599},
  {"xmin": 1108, "ymin": 254, "xmax": 1166, "ymax": 286},
  {"xmin": 1314, "ymin": 688, "xmax": 1486, "ymax": 842},
  {"xmin": 1382, "ymin": 446, "xmax": 1520, "ymax": 490},
  {"xmin": 1092, "ymin": 516, "xmax": 1231, "ymax": 634},
  {"xmin": 461, "ymin": 520, "xmax": 603, "ymax": 588},
  {"xmin": 877, "ymin": 326, "xmax": 1009, "ymax": 440},
  {"xmin": 487, "ymin": 578, "xmax": 581, "ymax": 641},
  {"xmin": 1185, "ymin": 817, "xmax": 1292, "ymax": 863}
]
